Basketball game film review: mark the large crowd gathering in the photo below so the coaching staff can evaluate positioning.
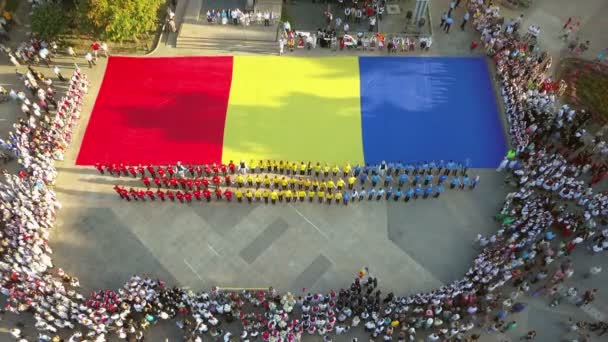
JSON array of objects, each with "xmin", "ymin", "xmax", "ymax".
[
  {"xmin": 0, "ymin": 1, "xmax": 607, "ymax": 342},
  {"xmin": 104, "ymin": 160, "xmax": 478, "ymax": 205}
]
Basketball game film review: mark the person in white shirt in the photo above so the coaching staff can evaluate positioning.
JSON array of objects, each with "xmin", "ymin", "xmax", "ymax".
[
  {"xmin": 85, "ymin": 52, "xmax": 95, "ymax": 68},
  {"xmin": 100, "ymin": 42, "xmax": 109, "ymax": 57}
]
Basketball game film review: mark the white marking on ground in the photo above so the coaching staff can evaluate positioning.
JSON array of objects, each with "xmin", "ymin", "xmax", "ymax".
[
  {"xmin": 288, "ymin": 204, "xmax": 329, "ymax": 240},
  {"xmin": 183, "ymin": 258, "xmax": 203, "ymax": 281}
]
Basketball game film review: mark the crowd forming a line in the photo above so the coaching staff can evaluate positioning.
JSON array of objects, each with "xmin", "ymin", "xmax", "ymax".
[
  {"xmin": 103, "ymin": 160, "xmax": 478, "ymax": 204},
  {"xmin": 0, "ymin": 2, "xmax": 608, "ymax": 342}
]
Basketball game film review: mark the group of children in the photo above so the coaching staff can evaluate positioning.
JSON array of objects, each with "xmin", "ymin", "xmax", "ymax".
[{"xmin": 103, "ymin": 160, "xmax": 479, "ymax": 205}]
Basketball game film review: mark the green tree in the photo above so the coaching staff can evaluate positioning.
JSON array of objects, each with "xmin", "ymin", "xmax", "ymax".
[
  {"xmin": 31, "ymin": 1, "xmax": 67, "ymax": 40},
  {"xmin": 79, "ymin": 0, "xmax": 164, "ymax": 41}
]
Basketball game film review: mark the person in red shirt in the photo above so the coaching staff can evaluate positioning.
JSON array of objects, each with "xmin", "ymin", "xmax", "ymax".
[
  {"xmin": 196, "ymin": 165, "xmax": 203, "ymax": 176},
  {"xmin": 170, "ymin": 178, "xmax": 178, "ymax": 189},
  {"xmin": 193, "ymin": 189, "xmax": 202, "ymax": 201},
  {"xmin": 95, "ymin": 163, "xmax": 104, "ymax": 174},
  {"xmin": 142, "ymin": 177, "xmax": 150, "ymax": 188},
  {"xmin": 129, "ymin": 188, "xmax": 138, "ymax": 200},
  {"xmin": 158, "ymin": 168, "xmax": 165, "ymax": 178},
  {"xmin": 202, "ymin": 177, "xmax": 210, "ymax": 188},
  {"xmin": 167, "ymin": 165, "xmax": 175, "ymax": 177},
  {"xmin": 179, "ymin": 178, "xmax": 187, "ymax": 189},
  {"xmin": 137, "ymin": 165, "xmax": 145, "ymax": 177},
  {"xmin": 119, "ymin": 164, "xmax": 128, "ymax": 176},
  {"xmin": 122, "ymin": 189, "xmax": 131, "ymax": 201},
  {"xmin": 188, "ymin": 165, "xmax": 195, "ymax": 177},
  {"xmin": 162, "ymin": 177, "xmax": 170, "ymax": 188},
  {"xmin": 184, "ymin": 191, "xmax": 192, "ymax": 203},
  {"xmin": 137, "ymin": 190, "xmax": 146, "ymax": 201},
  {"xmin": 146, "ymin": 190, "xmax": 155, "ymax": 200},
  {"xmin": 157, "ymin": 189, "xmax": 165, "ymax": 201},
  {"xmin": 147, "ymin": 165, "xmax": 156, "ymax": 177},
  {"xmin": 113, "ymin": 185, "xmax": 124, "ymax": 198},
  {"xmin": 220, "ymin": 164, "xmax": 227, "ymax": 175},
  {"xmin": 176, "ymin": 191, "xmax": 184, "ymax": 203},
  {"xmin": 229, "ymin": 160, "xmax": 236, "ymax": 174},
  {"xmin": 91, "ymin": 41, "xmax": 100, "ymax": 58},
  {"xmin": 128, "ymin": 166, "xmax": 136, "ymax": 177},
  {"xmin": 212, "ymin": 175, "xmax": 221, "ymax": 187},
  {"xmin": 224, "ymin": 189, "xmax": 233, "ymax": 202},
  {"xmin": 204, "ymin": 165, "xmax": 212, "ymax": 176},
  {"xmin": 203, "ymin": 189, "xmax": 211, "ymax": 202},
  {"xmin": 153, "ymin": 177, "xmax": 161, "ymax": 188},
  {"xmin": 225, "ymin": 175, "xmax": 231, "ymax": 186},
  {"xmin": 215, "ymin": 188, "xmax": 223, "ymax": 200},
  {"xmin": 212, "ymin": 163, "xmax": 219, "ymax": 175},
  {"xmin": 167, "ymin": 190, "xmax": 175, "ymax": 201},
  {"xmin": 104, "ymin": 162, "xmax": 112, "ymax": 174},
  {"xmin": 186, "ymin": 179, "xmax": 193, "ymax": 190},
  {"xmin": 194, "ymin": 178, "xmax": 201, "ymax": 189}
]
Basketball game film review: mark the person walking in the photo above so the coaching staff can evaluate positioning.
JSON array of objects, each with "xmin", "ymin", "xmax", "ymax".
[
  {"xmin": 444, "ymin": 16, "xmax": 453, "ymax": 33},
  {"xmin": 461, "ymin": 11, "xmax": 470, "ymax": 31}
]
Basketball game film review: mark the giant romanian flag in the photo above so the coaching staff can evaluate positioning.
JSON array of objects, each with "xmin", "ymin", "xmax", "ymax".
[{"xmin": 76, "ymin": 56, "xmax": 506, "ymax": 167}]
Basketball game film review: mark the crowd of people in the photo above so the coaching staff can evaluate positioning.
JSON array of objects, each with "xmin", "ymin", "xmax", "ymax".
[
  {"xmin": 102, "ymin": 160, "xmax": 478, "ymax": 204},
  {"xmin": 205, "ymin": 9, "xmax": 277, "ymax": 27},
  {"xmin": 0, "ymin": 1, "xmax": 607, "ymax": 342}
]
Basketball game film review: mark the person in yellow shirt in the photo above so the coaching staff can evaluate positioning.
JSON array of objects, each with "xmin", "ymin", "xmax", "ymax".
[
  {"xmin": 291, "ymin": 191, "xmax": 297, "ymax": 202},
  {"xmin": 268, "ymin": 160, "xmax": 275, "ymax": 173},
  {"xmin": 299, "ymin": 162, "xmax": 306, "ymax": 175},
  {"xmin": 245, "ymin": 189, "xmax": 253, "ymax": 203},
  {"xmin": 255, "ymin": 189, "xmax": 262, "ymax": 201},
  {"xmin": 297, "ymin": 178, "xmax": 304, "ymax": 190},
  {"xmin": 278, "ymin": 190, "xmax": 285, "ymax": 202},
  {"xmin": 289, "ymin": 177, "xmax": 296, "ymax": 190},
  {"xmin": 344, "ymin": 163, "xmax": 351, "ymax": 177},
  {"xmin": 246, "ymin": 174, "xmax": 254, "ymax": 187},
  {"xmin": 323, "ymin": 164, "xmax": 330, "ymax": 177},
  {"xmin": 259, "ymin": 160, "xmax": 266, "ymax": 172},
  {"xmin": 281, "ymin": 177, "xmax": 288, "ymax": 190},
  {"xmin": 332, "ymin": 165, "xmax": 340, "ymax": 177},
  {"xmin": 318, "ymin": 190, "xmax": 325, "ymax": 203},
  {"xmin": 236, "ymin": 189, "xmax": 243, "ymax": 202},
  {"xmin": 255, "ymin": 175, "xmax": 262, "ymax": 189},
  {"xmin": 285, "ymin": 189, "xmax": 292, "ymax": 203},
  {"xmin": 249, "ymin": 160, "xmax": 258, "ymax": 173},
  {"xmin": 236, "ymin": 175, "xmax": 245, "ymax": 188},
  {"xmin": 335, "ymin": 191, "xmax": 343, "ymax": 204},
  {"xmin": 271, "ymin": 176, "xmax": 279, "ymax": 188},
  {"xmin": 278, "ymin": 161, "xmax": 285, "ymax": 174},
  {"xmin": 336, "ymin": 178, "xmax": 345, "ymax": 190},
  {"xmin": 291, "ymin": 163, "xmax": 298, "ymax": 175},
  {"xmin": 263, "ymin": 190, "xmax": 270, "ymax": 203},
  {"xmin": 313, "ymin": 180, "xmax": 319, "ymax": 191},
  {"xmin": 326, "ymin": 192, "xmax": 334, "ymax": 204},
  {"xmin": 327, "ymin": 180, "xmax": 335, "ymax": 192},
  {"xmin": 306, "ymin": 162, "xmax": 313, "ymax": 176},
  {"xmin": 264, "ymin": 175, "xmax": 271, "ymax": 188},
  {"xmin": 298, "ymin": 190, "xmax": 306, "ymax": 202},
  {"xmin": 320, "ymin": 181, "xmax": 327, "ymax": 191},
  {"xmin": 308, "ymin": 190, "xmax": 316, "ymax": 202},
  {"xmin": 304, "ymin": 179, "xmax": 311, "ymax": 190},
  {"xmin": 270, "ymin": 190, "xmax": 278, "ymax": 204},
  {"xmin": 348, "ymin": 176, "xmax": 356, "ymax": 189},
  {"xmin": 314, "ymin": 162, "xmax": 321, "ymax": 177}
]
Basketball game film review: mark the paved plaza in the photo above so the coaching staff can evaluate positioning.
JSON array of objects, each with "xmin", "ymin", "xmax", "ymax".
[{"xmin": 1, "ymin": 0, "xmax": 608, "ymax": 341}]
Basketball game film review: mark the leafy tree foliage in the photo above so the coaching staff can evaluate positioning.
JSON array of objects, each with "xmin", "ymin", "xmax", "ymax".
[{"xmin": 31, "ymin": 1, "xmax": 67, "ymax": 40}]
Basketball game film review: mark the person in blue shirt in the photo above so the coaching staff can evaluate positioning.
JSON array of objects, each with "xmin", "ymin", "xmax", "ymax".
[
  {"xmin": 446, "ymin": 160, "xmax": 455, "ymax": 175},
  {"xmin": 363, "ymin": 163, "xmax": 371, "ymax": 175},
  {"xmin": 429, "ymin": 160, "xmax": 437, "ymax": 173},
  {"xmin": 371, "ymin": 174, "xmax": 380, "ymax": 187},
  {"xmin": 414, "ymin": 185, "xmax": 423, "ymax": 199},
  {"xmin": 359, "ymin": 188, "xmax": 366, "ymax": 201},
  {"xmin": 387, "ymin": 162, "xmax": 395, "ymax": 175},
  {"xmin": 423, "ymin": 185, "xmax": 433, "ymax": 198},
  {"xmin": 376, "ymin": 188, "xmax": 384, "ymax": 200},
  {"xmin": 399, "ymin": 174, "xmax": 408, "ymax": 187},
  {"xmin": 413, "ymin": 174, "xmax": 421, "ymax": 186},
  {"xmin": 434, "ymin": 185, "xmax": 444, "ymax": 198},
  {"xmin": 438, "ymin": 174, "xmax": 447, "ymax": 185},
  {"xmin": 394, "ymin": 188, "xmax": 402, "ymax": 201},
  {"xmin": 450, "ymin": 176, "xmax": 460, "ymax": 189},
  {"xmin": 384, "ymin": 174, "xmax": 393, "ymax": 187},
  {"xmin": 343, "ymin": 192, "xmax": 350, "ymax": 205},
  {"xmin": 421, "ymin": 162, "xmax": 429, "ymax": 174},
  {"xmin": 385, "ymin": 187, "xmax": 393, "ymax": 200},
  {"xmin": 424, "ymin": 174, "xmax": 433, "ymax": 185},
  {"xmin": 368, "ymin": 188, "xmax": 375, "ymax": 200},
  {"xmin": 470, "ymin": 175, "xmax": 479, "ymax": 189},
  {"xmin": 394, "ymin": 162, "xmax": 403, "ymax": 176},
  {"xmin": 354, "ymin": 165, "xmax": 361, "ymax": 177},
  {"xmin": 359, "ymin": 172, "xmax": 368, "ymax": 185},
  {"xmin": 461, "ymin": 175, "xmax": 470, "ymax": 189},
  {"xmin": 438, "ymin": 160, "xmax": 445, "ymax": 173},
  {"xmin": 405, "ymin": 188, "xmax": 414, "ymax": 202},
  {"xmin": 405, "ymin": 164, "xmax": 414, "ymax": 175}
]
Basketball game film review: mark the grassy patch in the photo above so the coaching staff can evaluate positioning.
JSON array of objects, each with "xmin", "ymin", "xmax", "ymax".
[{"xmin": 561, "ymin": 58, "xmax": 608, "ymax": 123}]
